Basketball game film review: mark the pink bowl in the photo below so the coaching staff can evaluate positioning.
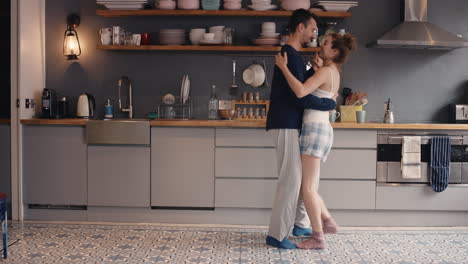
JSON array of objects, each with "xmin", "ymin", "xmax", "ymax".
[
  {"xmin": 158, "ymin": 0, "xmax": 177, "ymax": 10},
  {"xmin": 178, "ymin": 0, "xmax": 200, "ymax": 10},
  {"xmin": 281, "ymin": 0, "xmax": 310, "ymax": 11},
  {"xmin": 224, "ymin": 3, "xmax": 242, "ymax": 9}
]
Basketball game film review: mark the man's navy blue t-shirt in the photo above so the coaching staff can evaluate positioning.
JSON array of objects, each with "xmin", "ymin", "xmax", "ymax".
[{"xmin": 266, "ymin": 45, "xmax": 336, "ymax": 130}]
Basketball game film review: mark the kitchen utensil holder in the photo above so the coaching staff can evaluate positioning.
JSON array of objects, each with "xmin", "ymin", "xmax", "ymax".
[
  {"xmin": 157, "ymin": 96, "xmax": 192, "ymax": 120},
  {"xmin": 339, "ymin": 105, "xmax": 362, "ymax": 122}
]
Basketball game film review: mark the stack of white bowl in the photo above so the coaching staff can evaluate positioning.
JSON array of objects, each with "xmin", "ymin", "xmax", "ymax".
[
  {"xmin": 97, "ymin": 0, "xmax": 151, "ymax": 10},
  {"xmin": 254, "ymin": 22, "xmax": 280, "ymax": 46},
  {"xmin": 223, "ymin": 0, "xmax": 242, "ymax": 10},
  {"xmin": 280, "ymin": 0, "xmax": 310, "ymax": 11},
  {"xmin": 177, "ymin": 0, "xmax": 200, "ymax": 9},
  {"xmin": 248, "ymin": 0, "xmax": 277, "ymax": 11},
  {"xmin": 318, "ymin": 1, "xmax": 358, "ymax": 12},
  {"xmin": 209, "ymin": 26, "xmax": 225, "ymax": 43},
  {"xmin": 159, "ymin": 29, "xmax": 185, "ymax": 45},
  {"xmin": 189, "ymin": 28, "xmax": 206, "ymax": 45},
  {"xmin": 156, "ymin": 0, "xmax": 176, "ymax": 9}
]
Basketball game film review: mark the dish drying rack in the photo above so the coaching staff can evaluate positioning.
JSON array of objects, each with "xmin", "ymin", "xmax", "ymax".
[{"xmin": 157, "ymin": 96, "xmax": 192, "ymax": 120}]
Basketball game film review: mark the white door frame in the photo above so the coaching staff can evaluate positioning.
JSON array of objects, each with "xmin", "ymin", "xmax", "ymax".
[{"xmin": 10, "ymin": 0, "xmax": 46, "ymax": 221}]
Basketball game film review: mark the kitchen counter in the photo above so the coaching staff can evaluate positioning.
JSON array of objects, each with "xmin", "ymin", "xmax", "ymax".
[
  {"xmin": 0, "ymin": 119, "xmax": 10, "ymax": 124},
  {"xmin": 20, "ymin": 118, "xmax": 468, "ymax": 130}
]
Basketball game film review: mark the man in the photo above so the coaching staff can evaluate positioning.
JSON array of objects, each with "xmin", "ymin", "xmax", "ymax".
[{"xmin": 266, "ymin": 9, "xmax": 336, "ymax": 249}]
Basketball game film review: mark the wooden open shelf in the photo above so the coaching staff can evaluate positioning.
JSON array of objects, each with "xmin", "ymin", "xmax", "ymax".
[
  {"xmin": 96, "ymin": 9, "xmax": 352, "ymax": 18},
  {"xmin": 97, "ymin": 45, "xmax": 320, "ymax": 53}
]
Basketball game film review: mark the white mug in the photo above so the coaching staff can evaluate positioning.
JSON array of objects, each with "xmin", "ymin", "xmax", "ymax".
[
  {"xmin": 100, "ymin": 28, "xmax": 113, "ymax": 45},
  {"xmin": 329, "ymin": 110, "xmax": 341, "ymax": 123},
  {"xmin": 112, "ymin": 26, "xmax": 121, "ymax": 45},
  {"xmin": 132, "ymin": 34, "xmax": 141, "ymax": 46}
]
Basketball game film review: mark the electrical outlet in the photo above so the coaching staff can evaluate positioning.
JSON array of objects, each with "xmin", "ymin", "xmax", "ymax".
[{"xmin": 25, "ymin": 99, "xmax": 30, "ymax": 108}]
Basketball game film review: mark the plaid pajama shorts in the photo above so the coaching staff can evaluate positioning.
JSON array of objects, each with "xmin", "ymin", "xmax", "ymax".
[{"xmin": 299, "ymin": 122, "xmax": 334, "ymax": 161}]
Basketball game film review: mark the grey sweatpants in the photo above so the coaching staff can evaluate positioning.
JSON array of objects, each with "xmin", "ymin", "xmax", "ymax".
[{"xmin": 268, "ymin": 129, "xmax": 316, "ymax": 241}]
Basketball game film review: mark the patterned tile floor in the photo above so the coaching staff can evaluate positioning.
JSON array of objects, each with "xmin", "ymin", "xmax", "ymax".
[{"xmin": 0, "ymin": 222, "xmax": 467, "ymax": 264}]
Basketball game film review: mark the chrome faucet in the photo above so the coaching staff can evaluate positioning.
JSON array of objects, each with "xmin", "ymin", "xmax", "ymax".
[{"xmin": 118, "ymin": 76, "xmax": 133, "ymax": 119}]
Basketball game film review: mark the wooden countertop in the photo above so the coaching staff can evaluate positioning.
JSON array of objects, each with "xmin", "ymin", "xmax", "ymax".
[
  {"xmin": 21, "ymin": 118, "xmax": 89, "ymax": 125},
  {"xmin": 0, "ymin": 119, "xmax": 11, "ymax": 124},
  {"xmin": 19, "ymin": 118, "xmax": 468, "ymax": 130}
]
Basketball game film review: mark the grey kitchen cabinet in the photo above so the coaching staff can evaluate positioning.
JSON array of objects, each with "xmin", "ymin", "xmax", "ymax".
[
  {"xmin": 321, "ymin": 149, "xmax": 377, "ymax": 180},
  {"xmin": 216, "ymin": 128, "xmax": 276, "ymax": 147},
  {"xmin": 215, "ymin": 179, "xmax": 376, "ymax": 209},
  {"xmin": 215, "ymin": 148, "xmax": 277, "ymax": 178},
  {"xmin": 333, "ymin": 129, "xmax": 377, "ymax": 149},
  {"xmin": 151, "ymin": 127, "xmax": 215, "ymax": 208},
  {"xmin": 376, "ymin": 185, "xmax": 468, "ymax": 211},
  {"xmin": 0, "ymin": 124, "xmax": 10, "ymax": 198},
  {"xmin": 215, "ymin": 179, "xmax": 277, "ymax": 208},
  {"xmin": 23, "ymin": 125, "xmax": 87, "ymax": 205},
  {"xmin": 87, "ymin": 145, "xmax": 150, "ymax": 207},
  {"xmin": 319, "ymin": 180, "xmax": 376, "ymax": 210}
]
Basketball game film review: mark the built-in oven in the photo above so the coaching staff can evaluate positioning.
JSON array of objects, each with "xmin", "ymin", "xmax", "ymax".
[{"xmin": 377, "ymin": 131, "xmax": 468, "ymax": 184}]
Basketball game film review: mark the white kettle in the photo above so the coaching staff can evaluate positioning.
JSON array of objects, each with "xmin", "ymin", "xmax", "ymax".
[{"xmin": 76, "ymin": 93, "xmax": 96, "ymax": 118}]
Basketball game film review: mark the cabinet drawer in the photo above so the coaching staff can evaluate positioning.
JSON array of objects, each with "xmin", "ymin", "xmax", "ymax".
[
  {"xmin": 215, "ymin": 148, "xmax": 277, "ymax": 178},
  {"xmin": 319, "ymin": 180, "xmax": 376, "ymax": 210},
  {"xmin": 333, "ymin": 129, "xmax": 377, "ymax": 149},
  {"xmin": 216, "ymin": 128, "xmax": 276, "ymax": 147},
  {"xmin": 321, "ymin": 149, "xmax": 376, "ymax": 180},
  {"xmin": 376, "ymin": 185, "xmax": 468, "ymax": 211},
  {"xmin": 215, "ymin": 179, "xmax": 277, "ymax": 208}
]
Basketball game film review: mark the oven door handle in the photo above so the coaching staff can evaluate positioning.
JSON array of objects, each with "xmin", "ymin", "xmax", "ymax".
[
  {"xmin": 387, "ymin": 136, "xmax": 463, "ymax": 140},
  {"xmin": 386, "ymin": 136, "xmax": 464, "ymax": 145}
]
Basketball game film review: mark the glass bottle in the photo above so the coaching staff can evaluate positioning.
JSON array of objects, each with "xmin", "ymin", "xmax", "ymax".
[{"xmin": 208, "ymin": 85, "xmax": 219, "ymax": 120}]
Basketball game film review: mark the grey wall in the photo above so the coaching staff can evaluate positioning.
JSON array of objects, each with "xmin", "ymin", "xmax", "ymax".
[{"xmin": 46, "ymin": 0, "xmax": 468, "ymax": 122}]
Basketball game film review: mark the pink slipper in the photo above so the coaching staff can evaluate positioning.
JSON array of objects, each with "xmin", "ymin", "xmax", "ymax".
[
  {"xmin": 323, "ymin": 217, "xmax": 339, "ymax": 234},
  {"xmin": 295, "ymin": 232, "xmax": 326, "ymax": 250}
]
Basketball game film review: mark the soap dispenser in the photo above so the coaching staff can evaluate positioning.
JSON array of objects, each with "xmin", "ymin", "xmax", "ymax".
[{"xmin": 104, "ymin": 99, "xmax": 113, "ymax": 120}]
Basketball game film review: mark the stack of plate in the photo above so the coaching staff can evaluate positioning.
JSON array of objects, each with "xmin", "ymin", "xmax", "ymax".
[
  {"xmin": 254, "ymin": 22, "xmax": 280, "ymax": 46},
  {"xmin": 159, "ymin": 29, "xmax": 186, "ymax": 45},
  {"xmin": 180, "ymin": 75, "xmax": 190, "ymax": 104},
  {"xmin": 280, "ymin": 0, "xmax": 310, "ymax": 11},
  {"xmin": 223, "ymin": 0, "xmax": 242, "ymax": 10},
  {"xmin": 97, "ymin": 0, "xmax": 152, "ymax": 10},
  {"xmin": 248, "ymin": 0, "xmax": 277, "ymax": 11},
  {"xmin": 201, "ymin": 0, "xmax": 221, "ymax": 10},
  {"xmin": 317, "ymin": 1, "xmax": 358, "ymax": 12}
]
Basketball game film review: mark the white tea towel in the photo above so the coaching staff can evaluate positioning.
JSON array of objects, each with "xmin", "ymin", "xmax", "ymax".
[{"xmin": 401, "ymin": 136, "xmax": 421, "ymax": 179}]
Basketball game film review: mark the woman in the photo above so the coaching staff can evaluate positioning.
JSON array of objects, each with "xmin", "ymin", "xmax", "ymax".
[{"xmin": 275, "ymin": 33, "xmax": 356, "ymax": 249}]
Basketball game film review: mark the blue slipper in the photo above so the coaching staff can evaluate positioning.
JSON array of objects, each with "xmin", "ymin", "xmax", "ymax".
[
  {"xmin": 266, "ymin": 236, "xmax": 297, "ymax": 249},
  {"xmin": 292, "ymin": 225, "xmax": 312, "ymax": 237}
]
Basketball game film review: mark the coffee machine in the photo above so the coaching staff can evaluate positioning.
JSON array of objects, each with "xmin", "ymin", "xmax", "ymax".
[{"xmin": 41, "ymin": 88, "xmax": 58, "ymax": 118}]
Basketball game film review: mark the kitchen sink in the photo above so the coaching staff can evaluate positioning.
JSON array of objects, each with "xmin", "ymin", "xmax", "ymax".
[{"xmin": 86, "ymin": 119, "xmax": 150, "ymax": 145}]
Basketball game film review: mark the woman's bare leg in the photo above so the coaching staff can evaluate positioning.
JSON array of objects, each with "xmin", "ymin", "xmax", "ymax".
[{"xmin": 295, "ymin": 155, "xmax": 326, "ymax": 249}]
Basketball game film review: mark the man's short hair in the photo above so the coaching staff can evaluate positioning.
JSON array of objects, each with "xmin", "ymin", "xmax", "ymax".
[{"xmin": 287, "ymin": 9, "xmax": 318, "ymax": 33}]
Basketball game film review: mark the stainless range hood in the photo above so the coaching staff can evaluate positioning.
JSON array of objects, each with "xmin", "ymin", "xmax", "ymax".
[{"xmin": 368, "ymin": 0, "xmax": 468, "ymax": 50}]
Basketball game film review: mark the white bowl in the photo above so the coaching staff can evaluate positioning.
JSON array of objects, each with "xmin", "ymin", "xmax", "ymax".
[
  {"xmin": 203, "ymin": 33, "xmax": 215, "ymax": 41},
  {"xmin": 209, "ymin": 26, "xmax": 225, "ymax": 32},
  {"xmin": 189, "ymin": 32, "xmax": 205, "ymax": 45}
]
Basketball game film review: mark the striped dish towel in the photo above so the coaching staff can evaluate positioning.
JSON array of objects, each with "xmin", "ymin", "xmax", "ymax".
[{"xmin": 430, "ymin": 137, "xmax": 451, "ymax": 192}]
